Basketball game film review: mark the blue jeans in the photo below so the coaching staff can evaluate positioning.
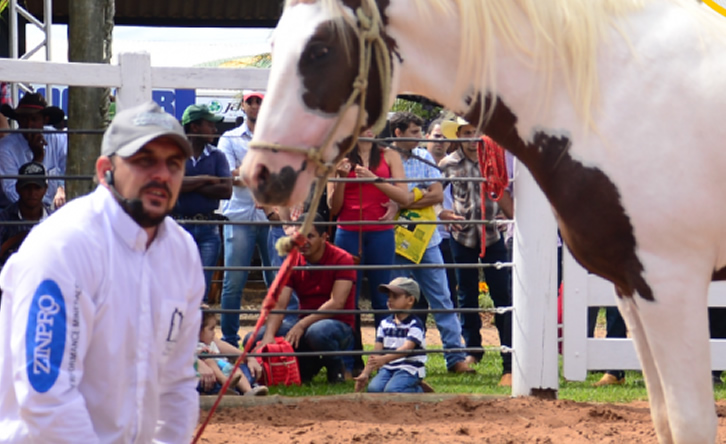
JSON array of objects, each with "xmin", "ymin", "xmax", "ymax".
[
  {"xmin": 439, "ymin": 237, "xmax": 458, "ymax": 308},
  {"xmin": 297, "ymin": 319, "xmax": 354, "ymax": 382},
  {"xmin": 182, "ymin": 224, "xmax": 221, "ymax": 302},
  {"xmin": 241, "ymin": 317, "xmax": 298, "ymax": 351},
  {"xmin": 392, "ymin": 246, "xmax": 466, "ymax": 369},
  {"xmin": 267, "ymin": 225, "xmax": 287, "ymax": 270},
  {"xmin": 368, "ymin": 368, "xmax": 423, "ymax": 393},
  {"xmin": 413, "ymin": 238, "xmax": 458, "ymax": 325},
  {"xmin": 334, "ymin": 228, "xmax": 394, "ymax": 326},
  {"xmin": 221, "ymin": 223, "xmax": 274, "ymax": 347},
  {"xmin": 451, "ymin": 236, "xmax": 512, "ymax": 373},
  {"xmin": 197, "ymin": 361, "xmax": 257, "ymax": 395}
]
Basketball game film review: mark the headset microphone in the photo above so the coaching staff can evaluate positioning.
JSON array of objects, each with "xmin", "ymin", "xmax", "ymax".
[
  {"xmin": 105, "ymin": 170, "xmax": 145, "ymax": 218},
  {"xmin": 104, "ymin": 170, "xmax": 114, "ymax": 186}
]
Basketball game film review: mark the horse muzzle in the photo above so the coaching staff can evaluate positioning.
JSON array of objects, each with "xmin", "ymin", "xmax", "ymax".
[{"xmin": 242, "ymin": 151, "xmax": 311, "ymax": 206}]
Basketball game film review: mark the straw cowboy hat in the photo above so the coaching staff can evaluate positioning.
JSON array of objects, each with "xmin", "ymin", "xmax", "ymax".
[
  {"xmin": 440, "ymin": 116, "xmax": 474, "ymax": 140},
  {"xmin": 0, "ymin": 93, "xmax": 65, "ymax": 126}
]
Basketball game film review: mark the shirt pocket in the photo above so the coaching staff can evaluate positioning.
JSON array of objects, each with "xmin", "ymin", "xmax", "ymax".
[{"xmin": 157, "ymin": 299, "xmax": 186, "ymax": 361}]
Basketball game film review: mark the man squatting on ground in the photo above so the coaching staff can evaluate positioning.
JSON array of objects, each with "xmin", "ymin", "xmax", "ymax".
[
  {"xmin": 0, "ymin": 101, "xmax": 205, "ymax": 443},
  {"xmin": 252, "ymin": 213, "xmax": 356, "ymax": 384}
]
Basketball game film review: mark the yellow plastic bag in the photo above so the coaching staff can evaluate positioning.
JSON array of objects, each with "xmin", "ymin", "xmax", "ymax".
[{"xmin": 394, "ymin": 205, "xmax": 437, "ymax": 264}]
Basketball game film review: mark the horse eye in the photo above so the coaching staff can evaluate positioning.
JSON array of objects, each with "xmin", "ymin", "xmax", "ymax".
[{"xmin": 308, "ymin": 44, "xmax": 330, "ymax": 62}]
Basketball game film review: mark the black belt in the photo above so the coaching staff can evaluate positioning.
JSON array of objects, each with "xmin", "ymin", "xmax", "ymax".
[{"xmin": 173, "ymin": 213, "xmax": 226, "ymax": 221}]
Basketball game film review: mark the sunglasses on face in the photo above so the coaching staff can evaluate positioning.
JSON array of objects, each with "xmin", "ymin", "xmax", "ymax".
[{"xmin": 245, "ymin": 97, "xmax": 262, "ymax": 105}]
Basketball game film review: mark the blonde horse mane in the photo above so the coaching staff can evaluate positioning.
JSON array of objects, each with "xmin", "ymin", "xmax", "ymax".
[{"xmin": 288, "ymin": 0, "xmax": 725, "ymax": 127}]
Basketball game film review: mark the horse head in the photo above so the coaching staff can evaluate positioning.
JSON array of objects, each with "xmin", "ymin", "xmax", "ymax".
[{"xmin": 241, "ymin": 0, "xmax": 398, "ymax": 206}]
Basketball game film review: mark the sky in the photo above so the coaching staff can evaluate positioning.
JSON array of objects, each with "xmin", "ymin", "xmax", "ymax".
[{"xmin": 25, "ymin": 24, "xmax": 274, "ymax": 67}]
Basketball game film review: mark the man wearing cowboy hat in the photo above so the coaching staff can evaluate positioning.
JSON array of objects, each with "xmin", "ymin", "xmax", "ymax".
[
  {"xmin": 0, "ymin": 93, "xmax": 67, "ymax": 210},
  {"xmin": 439, "ymin": 116, "xmax": 515, "ymax": 386}
]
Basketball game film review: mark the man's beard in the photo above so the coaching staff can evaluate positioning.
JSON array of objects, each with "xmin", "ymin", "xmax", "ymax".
[
  {"xmin": 123, "ymin": 202, "xmax": 168, "ymax": 228},
  {"xmin": 119, "ymin": 181, "xmax": 173, "ymax": 228}
]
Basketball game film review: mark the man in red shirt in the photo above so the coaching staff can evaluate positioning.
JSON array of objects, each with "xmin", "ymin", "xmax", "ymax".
[{"xmin": 259, "ymin": 213, "xmax": 356, "ymax": 383}]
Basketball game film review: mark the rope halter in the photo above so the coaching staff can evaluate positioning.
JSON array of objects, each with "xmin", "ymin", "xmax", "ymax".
[
  {"xmin": 249, "ymin": 0, "xmax": 392, "ymax": 179},
  {"xmin": 251, "ymin": 0, "xmax": 393, "ymax": 246}
]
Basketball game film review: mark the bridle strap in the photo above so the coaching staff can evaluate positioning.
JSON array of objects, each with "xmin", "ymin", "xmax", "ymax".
[{"xmin": 259, "ymin": 0, "xmax": 392, "ymax": 249}]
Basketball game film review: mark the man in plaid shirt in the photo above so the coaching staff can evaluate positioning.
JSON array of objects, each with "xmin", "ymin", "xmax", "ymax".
[
  {"xmin": 439, "ymin": 118, "xmax": 514, "ymax": 386},
  {"xmin": 387, "ymin": 112, "xmax": 474, "ymax": 374}
]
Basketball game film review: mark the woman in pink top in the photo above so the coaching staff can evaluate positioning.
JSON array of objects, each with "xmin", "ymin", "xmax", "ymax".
[{"xmin": 327, "ymin": 129, "xmax": 412, "ymax": 328}]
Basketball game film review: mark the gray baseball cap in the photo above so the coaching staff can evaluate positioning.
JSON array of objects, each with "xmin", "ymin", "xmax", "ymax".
[
  {"xmin": 101, "ymin": 101, "xmax": 192, "ymax": 158},
  {"xmin": 378, "ymin": 277, "xmax": 420, "ymax": 301}
]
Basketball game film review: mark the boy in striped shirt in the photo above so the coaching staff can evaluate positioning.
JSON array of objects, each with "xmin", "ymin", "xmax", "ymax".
[{"xmin": 355, "ymin": 277, "xmax": 427, "ymax": 393}]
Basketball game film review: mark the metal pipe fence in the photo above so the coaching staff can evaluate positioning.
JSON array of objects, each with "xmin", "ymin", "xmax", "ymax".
[
  {"xmin": 211, "ymin": 346, "xmax": 513, "ymax": 361},
  {"xmin": 0, "ymin": 136, "xmax": 515, "ymax": 368}
]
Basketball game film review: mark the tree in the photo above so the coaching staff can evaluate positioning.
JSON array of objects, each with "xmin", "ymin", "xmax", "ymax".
[{"xmin": 67, "ymin": 0, "xmax": 114, "ymax": 199}]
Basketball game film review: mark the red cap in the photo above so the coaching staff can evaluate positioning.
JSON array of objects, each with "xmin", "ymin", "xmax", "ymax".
[{"xmin": 243, "ymin": 92, "xmax": 264, "ymax": 102}]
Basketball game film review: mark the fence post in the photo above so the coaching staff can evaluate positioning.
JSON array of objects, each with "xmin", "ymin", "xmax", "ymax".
[
  {"xmin": 511, "ymin": 159, "xmax": 558, "ymax": 396},
  {"xmin": 562, "ymin": 247, "xmax": 589, "ymax": 381},
  {"xmin": 117, "ymin": 52, "xmax": 152, "ymax": 112}
]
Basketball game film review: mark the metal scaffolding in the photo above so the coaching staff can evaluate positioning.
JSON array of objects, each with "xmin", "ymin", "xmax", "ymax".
[{"xmin": 8, "ymin": 0, "xmax": 54, "ymax": 105}]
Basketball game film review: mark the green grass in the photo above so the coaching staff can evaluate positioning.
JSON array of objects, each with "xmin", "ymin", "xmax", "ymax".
[
  {"xmin": 265, "ymin": 349, "xmax": 726, "ymax": 403},
  {"xmin": 261, "ymin": 307, "xmax": 726, "ymax": 403}
]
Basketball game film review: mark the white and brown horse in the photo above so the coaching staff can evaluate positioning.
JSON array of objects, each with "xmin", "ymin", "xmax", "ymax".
[{"xmin": 241, "ymin": 1, "xmax": 726, "ymax": 442}]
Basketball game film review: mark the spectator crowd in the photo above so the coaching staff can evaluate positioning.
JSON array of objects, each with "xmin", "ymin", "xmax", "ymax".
[{"xmin": 5, "ymin": 89, "xmax": 707, "ymax": 440}]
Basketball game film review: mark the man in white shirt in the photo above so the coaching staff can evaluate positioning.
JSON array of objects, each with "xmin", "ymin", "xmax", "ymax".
[
  {"xmin": 217, "ymin": 91, "xmax": 275, "ymax": 347},
  {"xmin": 0, "ymin": 101, "xmax": 205, "ymax": 443}
]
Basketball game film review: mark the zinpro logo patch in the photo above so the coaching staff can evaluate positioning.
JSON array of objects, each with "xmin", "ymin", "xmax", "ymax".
[{"xmin": 25, "ymin": 280, "xmax": 66, "ymax": 393}]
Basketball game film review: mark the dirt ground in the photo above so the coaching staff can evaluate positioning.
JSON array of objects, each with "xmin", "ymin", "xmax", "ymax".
[
  {"xmin": 195, "ymin": 396, "xmax": 726, "ymax": 443},
  {"xmin": 196, "ymin": 322, "xmax": 726, "ymax": 443}
]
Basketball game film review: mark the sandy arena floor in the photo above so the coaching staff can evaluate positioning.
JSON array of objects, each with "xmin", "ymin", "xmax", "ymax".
[
  {"xmin": 195, "ymin": 396, "xmax": 726, "ymax": 443},
  {"xmin": 192, "ymin": 322, "xmax": 726, "ymax": 443}
]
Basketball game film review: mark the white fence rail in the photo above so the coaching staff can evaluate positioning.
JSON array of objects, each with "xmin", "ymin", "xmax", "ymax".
[
  {"xmin": 562, "ymin": 247, "xmax": 726, "ymax": 381},
  {"xmin": 0, "ymin": 52, "xmax": 270, "ymax": 109}
]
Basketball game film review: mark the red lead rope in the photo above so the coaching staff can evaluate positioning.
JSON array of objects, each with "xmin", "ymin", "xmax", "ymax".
[
  {"xmin": 192, "ymin": 233, "xmax": 307, "ymax": 444},
  {"xmin": 476, "ymin": 136, "xmax": 509, "ymax": 259}
]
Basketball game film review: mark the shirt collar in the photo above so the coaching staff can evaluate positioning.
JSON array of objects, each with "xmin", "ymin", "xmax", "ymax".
[
  {"xmin": 452, "ymin": 148, "xmax": 469, "ymax": 163},
  {"xmin": 394, "ymin": 314, "xmax": 416, "ymax": 325},
  {"xmin": 304, "ymin": 241, "xmax": 331, "ymax": 265},
  {"xmin": 241, "ymin": 121, "xmax": 254, "ymax": 139},
  {"xmin": 190, "ymin": 145, "xmax": 213, "ymax": 166},
  {"xmin": 96, "ymin": 186, "xmax": 170, "ymax": 252},
  {"xmin": 16, "ymin": 206, "xmax": 49, "ymax": 221}
]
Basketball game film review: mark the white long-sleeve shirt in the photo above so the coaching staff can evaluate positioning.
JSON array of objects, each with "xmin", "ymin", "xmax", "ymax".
[
  {"xmin": 0, "ymin": 186, "xmax": 205, "ymax": 443},
  {"xmin": 217, "ymin": 123, "xmax": 266, "ymax": 222}
]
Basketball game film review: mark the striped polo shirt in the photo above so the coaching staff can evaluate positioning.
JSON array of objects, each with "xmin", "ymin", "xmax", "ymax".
[{"xmin": 375, "ymin": 314, "xmax": 427, "ymax": 378}]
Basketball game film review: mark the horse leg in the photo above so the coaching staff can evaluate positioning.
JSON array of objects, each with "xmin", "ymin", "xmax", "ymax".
[
  {"xmin": 616, "ymin": 295, "xmax": 673, "ymax": 443},
  {"xmin": 620, "ymin": 277, "xmax": 716, "ymax": 444}
]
